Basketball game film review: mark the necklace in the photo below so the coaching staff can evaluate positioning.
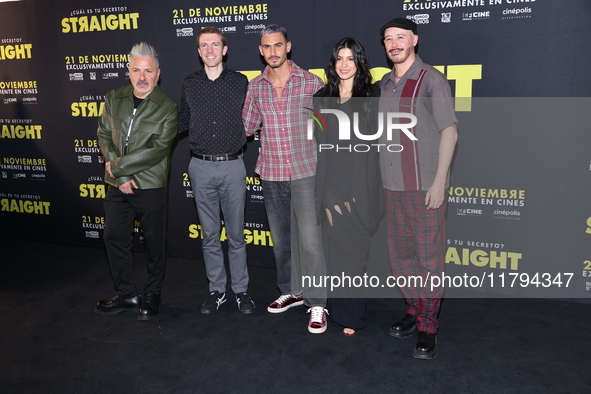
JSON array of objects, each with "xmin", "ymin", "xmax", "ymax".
[{"xmin": 272, "ymin": 78, "xmax": 287, "ymax": 89}]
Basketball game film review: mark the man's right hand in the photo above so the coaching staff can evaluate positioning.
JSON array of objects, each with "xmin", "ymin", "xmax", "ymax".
[{"xmin": 105, "ymin": 161, "xmax": 115, "ymax": 179}]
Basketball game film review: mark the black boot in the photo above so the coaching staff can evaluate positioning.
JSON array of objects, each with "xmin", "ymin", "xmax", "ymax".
[
  {"xmin": 95, "ymin": 294, "xmax": 142, "ymax": 315},
  {"xmin": 138, "ymin": 293, "xmax": 161, "ymax": 321},
  {"xmin": 388, "ymin": 314, "xmax": 416, "ymax": 338},
  {"xmin": 414, "ymin": 331, "xmax": 438, "ymax": 360}
]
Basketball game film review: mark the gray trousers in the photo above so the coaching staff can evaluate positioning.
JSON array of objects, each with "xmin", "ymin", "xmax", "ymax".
[
  {"xmin": 262, "ymin": 176, "xmax": 326, "ymax": 307},
  {"xmin": 189, "ymin": 156, "xmax": 248, "ymax": 294}
]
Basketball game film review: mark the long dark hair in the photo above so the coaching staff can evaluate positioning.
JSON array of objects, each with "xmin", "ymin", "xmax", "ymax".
[{"xmin": 324, "ymin": 37, "xmax": 372, "ymax": 98}]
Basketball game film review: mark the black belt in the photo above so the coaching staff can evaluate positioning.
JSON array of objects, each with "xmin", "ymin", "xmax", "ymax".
[{"xmin": 191, "ymin": 150, "xmax": 242, "ymax": 161}]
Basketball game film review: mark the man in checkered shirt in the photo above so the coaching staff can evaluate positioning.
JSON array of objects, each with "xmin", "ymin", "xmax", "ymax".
[
  {"xmin": 243, "ymin": 25, "xmax": 328, "ymax": 334},
  {"xmin": 378, "ymin": 18, "xmax": 458, "ymax": 359}
]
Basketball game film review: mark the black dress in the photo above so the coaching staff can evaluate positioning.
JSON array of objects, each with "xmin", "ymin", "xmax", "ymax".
[{"xmin": 314, "ymin": 85, "xmax": 383, "ymax": 329}]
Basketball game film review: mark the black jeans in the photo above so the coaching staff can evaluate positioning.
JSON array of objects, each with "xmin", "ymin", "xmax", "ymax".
[{"xmin": 103, "ymin": 186, "xmax": 168, "ymax": 297}]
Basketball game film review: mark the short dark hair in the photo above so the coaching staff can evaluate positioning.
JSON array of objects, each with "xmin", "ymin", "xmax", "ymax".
[{"xmin": 260, "ymin": 24, "xmax": 288, "ymax": 42}]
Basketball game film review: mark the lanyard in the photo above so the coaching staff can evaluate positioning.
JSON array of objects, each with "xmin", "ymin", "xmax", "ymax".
[{"xmin": 123, "ymin": 108, "xmax": 137, "ymax": 155}]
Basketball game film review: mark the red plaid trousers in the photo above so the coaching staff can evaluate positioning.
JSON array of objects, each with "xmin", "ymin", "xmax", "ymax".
[{"xmin": 385, "ymin": 189, "xmax": 447, "ymax": 334}]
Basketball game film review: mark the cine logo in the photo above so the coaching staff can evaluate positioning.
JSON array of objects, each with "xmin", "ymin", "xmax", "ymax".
[{"xmin": 305, "ymin": 108, "xmax": 418, "ymax": 152}]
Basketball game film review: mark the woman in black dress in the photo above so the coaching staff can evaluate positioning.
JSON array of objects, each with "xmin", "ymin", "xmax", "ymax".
[{"xmin": 314, "ymin": 37, "xmax": 383, "ymax": 335}]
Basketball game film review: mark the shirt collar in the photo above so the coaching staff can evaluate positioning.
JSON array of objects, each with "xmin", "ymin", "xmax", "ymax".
[
  {"xmin": 196, "ymin": 65, "xmax": 228, "ymax": 80},
  {"xmin": 388, "ymin": 55, "xmax": 424, "ymax": 85},
  {"xmin": 261, "ymin": 60, "xmax": 303, "ymax": 83},
  {"xmin": 116, "ymin": 84, "xmax": 163, "ymax": 105}
]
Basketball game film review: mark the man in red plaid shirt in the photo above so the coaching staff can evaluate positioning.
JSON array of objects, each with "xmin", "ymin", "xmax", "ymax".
[{"xmin": 243, "ymin": 25, "xmax": 328, "ymax": 334}]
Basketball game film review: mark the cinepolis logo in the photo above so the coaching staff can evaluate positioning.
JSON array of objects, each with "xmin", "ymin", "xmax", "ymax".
[{"xmin": 305, "ymin": 108, "xmax": 418, "ymax": 152}]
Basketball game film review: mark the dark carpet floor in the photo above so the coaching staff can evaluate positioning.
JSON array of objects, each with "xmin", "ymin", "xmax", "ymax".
[{"xmin": 1, "ymin": 237, "xmax": 590, "ymax": 393}]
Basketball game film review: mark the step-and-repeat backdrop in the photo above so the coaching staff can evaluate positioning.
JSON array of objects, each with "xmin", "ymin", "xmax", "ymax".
[{"xmin": 1, "ymin": 0, "xmax": 590, "ymax": 298}]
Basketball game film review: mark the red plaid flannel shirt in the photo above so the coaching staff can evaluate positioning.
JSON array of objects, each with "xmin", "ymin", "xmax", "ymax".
[{"xmin": 243, "ymin": 61, "xmax": 324, "ymax": 181}]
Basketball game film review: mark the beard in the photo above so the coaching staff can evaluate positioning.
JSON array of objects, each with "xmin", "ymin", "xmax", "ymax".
[
  {"xmin": 134, "ymin": 80, "xmax": 153, "ymax": 94},
  {"xmin": 266, "ymin": 55, "xmax": 286, "ymax": 68},
  {"xmin": 388, "ymin": 46, "xmax": 413, "ymax": 65}
]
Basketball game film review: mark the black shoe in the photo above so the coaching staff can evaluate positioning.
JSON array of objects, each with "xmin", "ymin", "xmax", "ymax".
[
  {"xmin": 201, "ymin": 291, "xmax": 226, "ymax": 314},
  {"xmin": 235, "ymin": 292, "xmax": 256, "ymax": 315},
  {"xmin": 389, "ymin": 314, "xmax": 416, "ymax": 338},
  {"xmin": 138, "ymin": 293, "xmax": 161, "ymax": 321},
  {"xmin": 95, "ymin": 294, "xmax": 141, "ymax": 315},
  {"xmin": 413, "ymin": 331, "xmax": 438, "ymax": 360}
]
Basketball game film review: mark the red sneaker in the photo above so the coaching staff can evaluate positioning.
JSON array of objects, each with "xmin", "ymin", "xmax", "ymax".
[
  {"xmin": 307, "ymin": 306, "xmax": 328, "ymax": 334},
  {"xmin": 267, "ymin": 294, "xmax": 304, "ymax": 313}
]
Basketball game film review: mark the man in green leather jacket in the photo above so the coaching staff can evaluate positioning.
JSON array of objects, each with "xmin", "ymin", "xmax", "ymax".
[{"xmin": 95, "ymin": 42, "xmax": 178, "ymax": 321}]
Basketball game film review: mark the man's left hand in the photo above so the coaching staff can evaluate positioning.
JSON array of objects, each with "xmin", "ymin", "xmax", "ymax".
[
  {"xmin": 425, "ymin": 182, "xmax": 445, "ymax": 210},
  {"xmin": 119, "ymin": 179, "xmax": 138, "ymax": 195}
]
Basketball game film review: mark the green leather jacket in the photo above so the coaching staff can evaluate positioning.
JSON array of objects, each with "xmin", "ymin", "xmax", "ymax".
[{"xmin": 97, "ymin": 84, "xmax": 178, "ymax": 189}]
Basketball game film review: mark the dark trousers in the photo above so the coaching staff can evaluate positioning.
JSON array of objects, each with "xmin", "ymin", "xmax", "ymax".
[
  {"xmin": 103, "ymin": 186, "xmax": 168, "ymax": 297},
  {"xmin": 324, "ymin": 204, "xmax": 369, "ymax": 330},
  {"xmin": 261, "ymin": 180, "xmax": 292, "ymax": 296}
]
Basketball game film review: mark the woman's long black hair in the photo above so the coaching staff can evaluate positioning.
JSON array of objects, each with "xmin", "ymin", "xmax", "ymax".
[
  {"xmin": 321, "ymin": 37, "xmax": 374, "ymax": 128},
  {"xmin": 324, "ymin": 37, "xmax": 372, "ymax": 98}
]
